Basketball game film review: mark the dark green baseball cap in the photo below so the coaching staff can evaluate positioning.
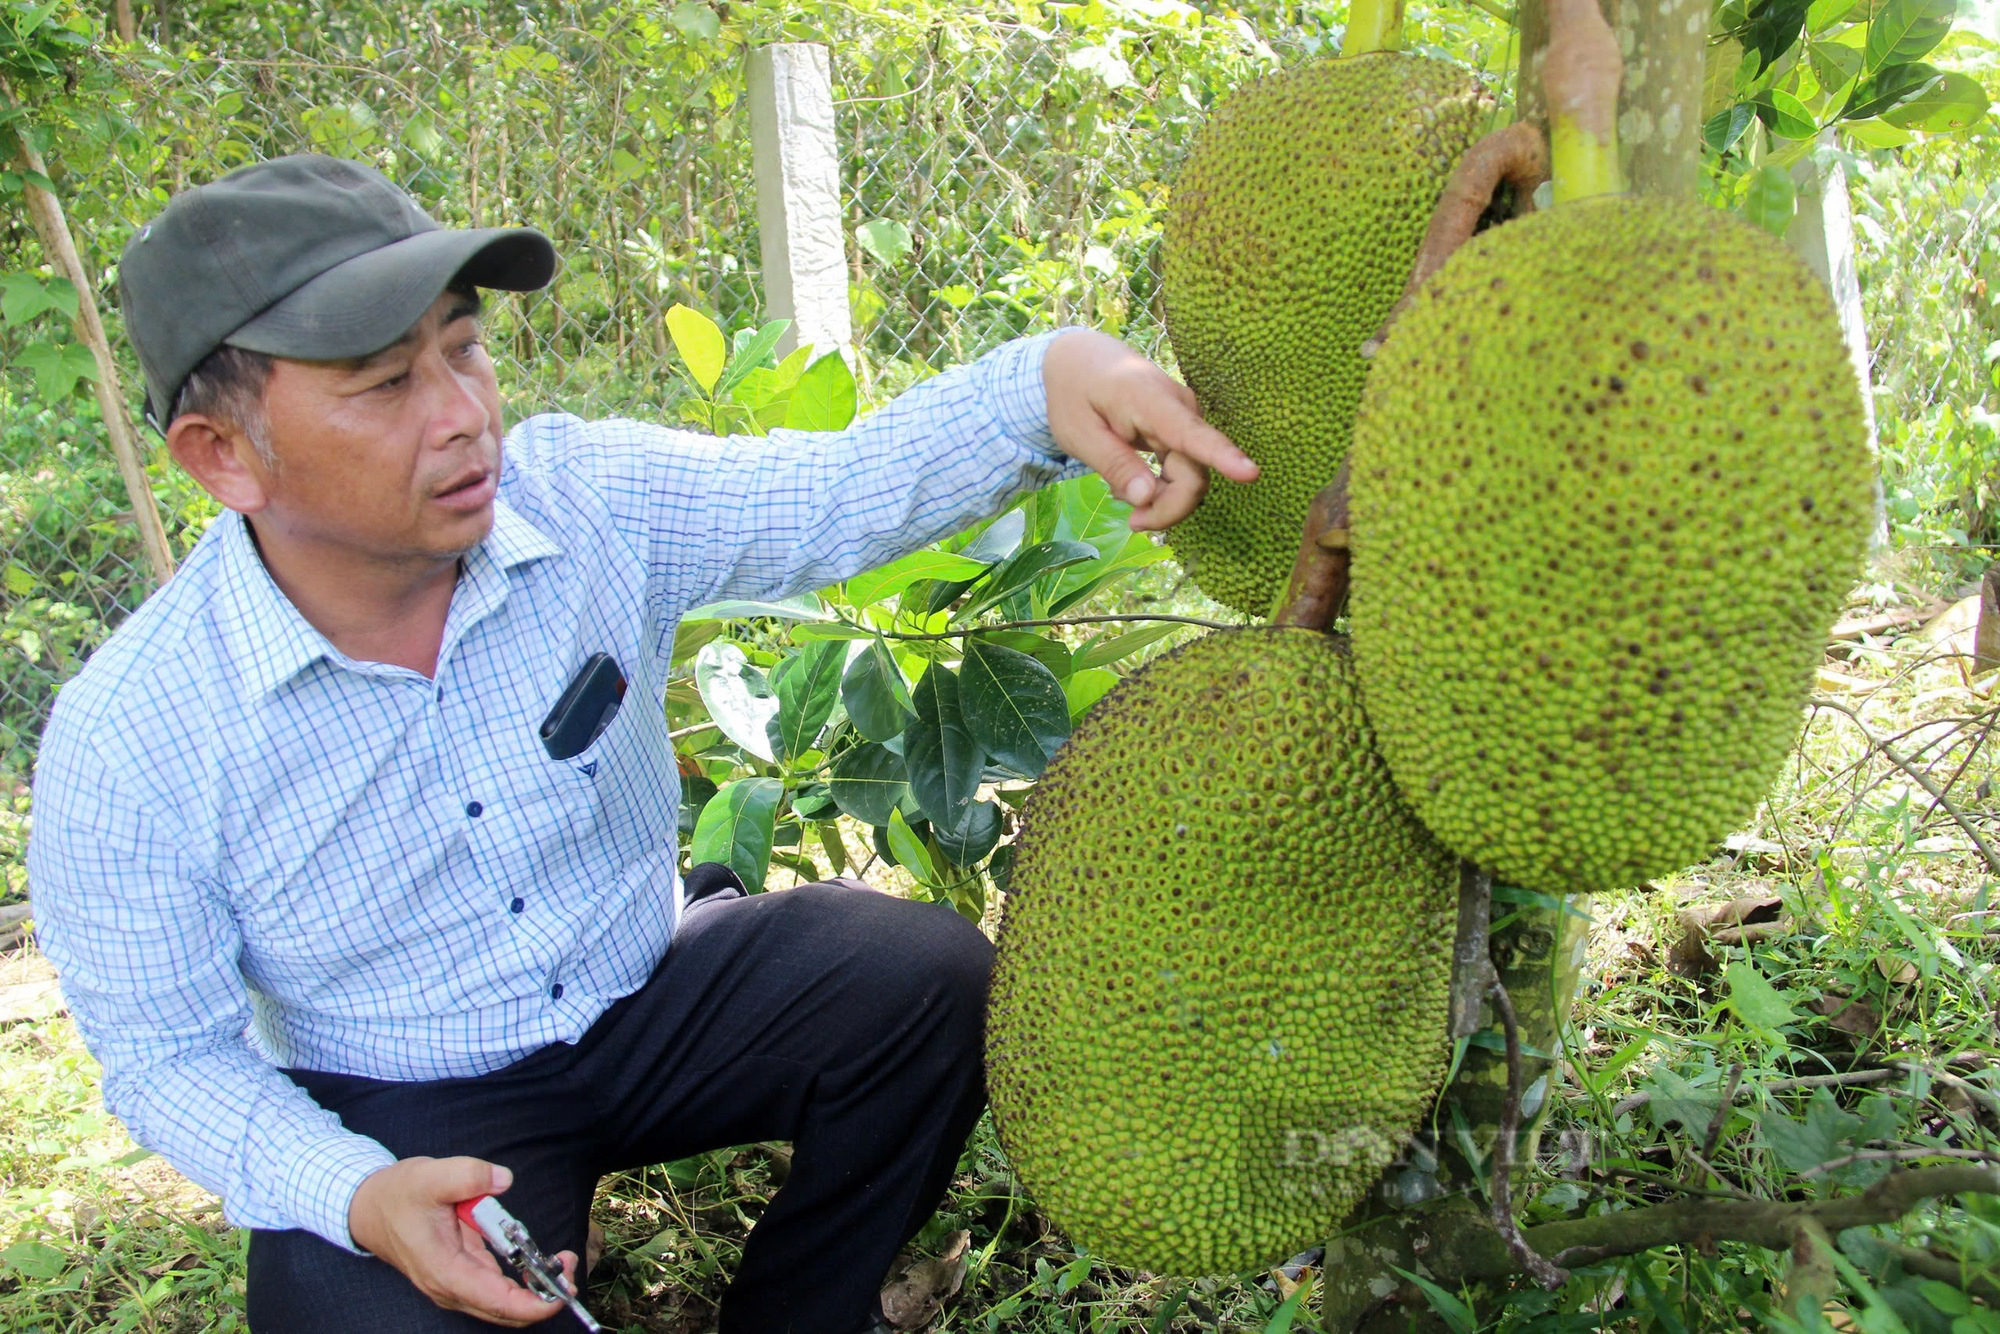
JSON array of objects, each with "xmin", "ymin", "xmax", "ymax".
[{"xmin": 119, "ymin": 153, "xmax": 558, "ymax": 430}]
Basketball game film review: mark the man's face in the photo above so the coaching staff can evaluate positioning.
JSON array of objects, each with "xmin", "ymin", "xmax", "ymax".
[{"xmin": 250, "ymin": 289, "xmax": 504, "ymax": 564}]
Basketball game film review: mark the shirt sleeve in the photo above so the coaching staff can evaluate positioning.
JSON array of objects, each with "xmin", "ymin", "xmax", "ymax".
[
  {"xmin": 27, "ymin": 723, "xmax": 396, "ymax": 1253},
  {"xmin": 574, "ymin": 327, "xmax": 1091, "ymax": 613}
]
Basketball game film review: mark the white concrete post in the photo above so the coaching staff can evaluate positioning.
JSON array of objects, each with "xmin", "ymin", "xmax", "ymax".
[
  {"xmin": 747, "ymin": 43, "xmax": 853, "ymax": 361},
  {"xmin": 1790, "ymin": 130, "xmax": 1884, "ymax": 537}
]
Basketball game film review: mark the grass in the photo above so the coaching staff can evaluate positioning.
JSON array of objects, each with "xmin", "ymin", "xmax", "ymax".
[{"xmin": 0, "ymin": 585, "xmax": 1995, "ymax": 1332}]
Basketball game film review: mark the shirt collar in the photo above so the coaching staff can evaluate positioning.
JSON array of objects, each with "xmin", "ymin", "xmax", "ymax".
[{"xmin": 216, "ymin": 499, "xmax": 563, "ymax": 698}]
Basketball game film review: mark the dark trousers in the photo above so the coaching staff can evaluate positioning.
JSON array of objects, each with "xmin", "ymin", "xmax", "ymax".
[{"xmin": 243, "ymin": 880, "xmax": 994, "ymax": 1334}]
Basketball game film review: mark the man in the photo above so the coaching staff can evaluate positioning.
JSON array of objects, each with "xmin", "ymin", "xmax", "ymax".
[{"xmin": 27, "ymin": 154, "xmax": 1254, "ymax": 1332}]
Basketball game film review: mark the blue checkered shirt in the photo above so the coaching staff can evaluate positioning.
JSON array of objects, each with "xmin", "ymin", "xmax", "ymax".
[{"xmin": 28, "ymin": 330, "xmax": 1083, "ymax": 1251}]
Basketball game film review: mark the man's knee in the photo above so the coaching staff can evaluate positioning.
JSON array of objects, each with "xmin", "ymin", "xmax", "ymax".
[{"xmin": 775, "ymin": 881, "xmax": 994, "ymax": 1032}]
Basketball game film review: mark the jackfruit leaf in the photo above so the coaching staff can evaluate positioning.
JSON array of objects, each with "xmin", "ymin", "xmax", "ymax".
[
  {"xmin": 841, "ymin": 638, "xmax": 915, "ymax": 742},
  {"xmin": 771, "ymin": 638, "xmax": 845, "ymax": 761},
  {"xmin": 1757, "ymin": 89, "xmax": 1819, "ymax": 138},
  {"xmin": 689, "ymin": 776, "xmax": 781, "ymax": 892},
  {"xmin": 987, "ymin": 843, "xmax": 1016, "ymax": 894},
  {"xmin": 887, "ymin": 808, "xmax": 939, "ymax": 885},
  {"xmin": 682, "ymin": 594, "xmax": 831, "ymax": 622},
  {"xmin": 817, "ymin": 820, "xmax": 849, "ymax": 876},
  {"xmin": 953, "ymin": 540, "xmax": 1096, "ymax": 623},
  {"xmin": 1063, "ymin": 667, "xmax": 1120, "ymax": 718},
  {"xmin": 828, "ymin": 742, "xmax": 908, "ymax": 826},
  {"xmin": 678, "ymin": 775, "xmax": 716, "ymax": 841},
  {"xmin": 666, "ymin": 304, "xmax": 726, "ymax": 393},
  {"xmin": 1073, "ymin": 622, "xmax": 1182, "ymax": 672},
  {"xmin": 788, "ymin": 622, "xmax": 873, "ymax": 643},
  {"xmin": 1841, "ymin": 116, "xmax": 1914, "ymax": 146},
  {"xmin": 1805, "ymin": 0, "xmax": 1863, "ymax": 31},
  {"xmin": 790, "ymin": 781, "xmax": 837, "ymax": 821},
  {"xmin": 1841, "ymin": 60, "xmax": 1942, "ymax": 118},
  {"xmin": 1641, "ymin": 1067, "xmax": 1723, "ymax": 1134},
  {"xmin": 671, "ymin": 618, "xmax": 725, "ymax": 664},
  {"xmin": 903, "ymin": 665, "xmax": 984, "ymax": 828},
  {"xmin": 1741, "ymin": 0, "xmax": 1813, "ymax": 72},
  {"xmin": 1723, "ymin": 958, "xmax": 1804, "ymax": 1033},
  {"xmin": 1744, "ymin": 165, "xmax": 1798, "ymax": 237},
  {"xmin": 716, "ymin": 319, "xmax": 791, "ymax": 398},
  {"xmin": 956, "ymin": 508, "xmax": 1027, "ymax": 563},
  {"xmin": 1864, "ymin": 0, "xmax": 1953, "ymax": 71},
  {"xmin": 1705, "ymin": 104, "xmax": 1757, "ymax": 152},
  {"xmin": 932, "ymin": 797, "xmax": 1001, "ymax": 867},
  {"xmin": 969, "ymin": 629, "xmax": 1072, "ymax": 681},
  {"xmin": 959, "ymin": 640, "xmax": 1070, "ymax": 778},
  {"xmin": 856, "ymin": 218, "xmax": 914, "ymax": 266},
  {"xmin": 783, "ymin": 351, "xmax": 857, "ymax": 431},
  {"xmin": 693, "ymin": 642, "xmax": 778, "ymax": 762},
  {"xmin": 1808, "ymin": 40, "xmax": 1865, "ymax": 97},
  {"xmin": 845, "ymin": 549, "xmax": 990, "ymax": 606},
  {"xmin": 1880, "ymin": 70, "xmax": 1989, "ymax": 128}
]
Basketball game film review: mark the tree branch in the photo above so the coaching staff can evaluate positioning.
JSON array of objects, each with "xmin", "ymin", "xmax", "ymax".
[
  {"xmin": 837, "ymin": 612, "xmax": 1236, "ymax": 643},
  {"xmin": 1810, "ymin": 696, "xmax": 2000, "ymax": 876}
]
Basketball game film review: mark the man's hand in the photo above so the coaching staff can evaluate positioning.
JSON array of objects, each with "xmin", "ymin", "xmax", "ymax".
[
  {"xmin": 1042, "ymin": 329, "xmax": 1257, "ymax": 531},
  {"xmin": 349, "ymin": 1156, "xmax": 580, "ymax": 1327}
]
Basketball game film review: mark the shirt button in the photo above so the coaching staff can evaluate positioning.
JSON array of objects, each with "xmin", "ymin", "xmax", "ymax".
[
  {"xmin": 466, "ymin": 801, "xmax": 483, "ymax": 818},
  {"xmin": 435, "ymin": 686, "xmax": 444, "ymax": 703},
  {"xmin": 550, "ymin": 983, "xmax": 564, "ymax": 1000},
  {"xmin": 509, "ymin": 897, "xmax": 525, "ymax": 914}
]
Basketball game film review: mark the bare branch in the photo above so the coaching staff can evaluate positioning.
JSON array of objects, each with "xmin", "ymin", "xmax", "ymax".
[
  {"xmin": 1810, "ymin": 696, "xmax": 2000, "ymax": 875},
  {"xmin": 1797, "ymin": 1146, "xmax": 2000, "ymax": 1180}
]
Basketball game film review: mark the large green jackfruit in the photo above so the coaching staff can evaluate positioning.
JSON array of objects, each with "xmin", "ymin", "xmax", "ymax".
[
  {"xmin": 1348, "ymin": 197, "xmax": 1875, "ymax": 895},
  {"xmin": 986, "ymin": 628, "xmax": 1459, "ymax": 1276},
  {"xmin": 1163, "ymin": 55, "xmax": 1494, "ymax": 617}
]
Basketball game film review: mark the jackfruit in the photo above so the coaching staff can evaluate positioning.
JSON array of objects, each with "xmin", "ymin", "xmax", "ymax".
[
  {"xmin": 986, "ymin": 627, "xmax": 1459, "ymax": 1276},
  {"xmin": 1348, "ymin": 196, "xmax": 1874, "ymax": 894},
  {"xmin": 1163, "ymin": 54, "xmax": 1494, "ymax": 617}
]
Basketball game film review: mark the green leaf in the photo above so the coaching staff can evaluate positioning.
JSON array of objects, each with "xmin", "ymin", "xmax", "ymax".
[
  {"xmin": 669, "ymin": 0, "xmax": 722, "ymax": 40},
  {"xmin": 887, "ymin": 808, "xmax": 938, "ymax": 885},
  {"xmin": 788, "ymin": 622, "xmax": 874, "ymax": 643},
  {"xmin": 771, "ymin": 639, "xmax": 845, "ymax": 761},
  {"xmin": 693, "ymin": 642, "xmax": 777, "ymax": 762},
  {"xmin": 667, "ymin": 304, "xmax": 727, "ymax": 394},
  {"xmin": 1842, "ymin": 116, "xmax": 1915, "ymax": 145},
  {"xmin": 1262, "ymin": 1285, "xmax": 1309, "ymax": 1334},
  {"xmin": 0, "ymin": 1240, "xmax": 65, "ymax": 1281},
  {"xmin": 690, "ymin": 776, "xmax": 782, "ymax": 892},
  {"xmin": 1864, "ymin": 0, "xmax": 1953, "ymax": 70},
  {"xmin": 1703, "ymin": 104, "xmax": 1757, "ymax": 153},
  {"xmin": 1073, "ymin": 622, "xmax": 1181, "ymax": 672},
  {"xmin": 783, "ymin": 351, "xmax": 858, "ymax": 431},
  {"xmin": 1880, "ymin": 69, "xmax": 1990, "ymax": 129},
  {"xmin": 1744, "ymin": 164, "xmax": 1798, "ymax": 237},
  {"xmin": 1805, "ymin": 0, "xmax": 1863, "ymax": 30},
  {"xmin": 15, "ymin": 340, "xmax": 97, "ymax": 399},
  {"xmin": 716, "ymin": 319, "xmax": 792, "ymax": 399},
  {"xmin": 0, "ymin": 273, "xmax": 74, "ymax": 326},
  {"xmin": 1386, "ymin": 1267, "xmax": 1478, "ymax": 1334},
  {"xmin": 1643, "ymin": 1067, "xmax": 1723, "ymax": 1134},
  {"xmin": 3, "ymin": 563, "xmax": 35, "ymax": 597},
  {"xmin": 1808, "ymin": 40, "xmax": 1865, "ymax": 97},
  {"xmin": 971, "ymin": 630, "xmax": 1072, "ymax": 681},
  {"xmin": 681, "ymin": 594, "xmax": 832, "ymax": 622},
  {"xmin": 903, "ymin": 664, "xmax": 983, "ymax": 830},
  {"xmin": 1063, "ymin": 666, "xmax": 1120, "ymax": 717},
  {"xmin": 828, "ymin": 741, "xmax": 908, "ymax": 826},
  {"xmin": 841, "ymin": 638, "xmax": 915, "ymax": 742},
  {"xmin": 1758, "ymin": 89, "xmax": 1820, "ymax": 138},
  {"xmin": 959, "ymin": 639, "xmax": 1070, "ymax": 778},
  {"xmin": 1843, "ymin": 60, "xmax": 1946, "ymax": 118},
  {"xmin": 1724, "ymin": 958, "xmax": 1803, "ymax": 1033},
  {"xmin": 1764, "ymin": 1087, "xmax": 1863, "ymax": 1174},
  {"xmin": 855, "ymin": 218, "xmax": 914, "ymax": 266},
  {"xmin": 844, "ymin": 549, "xmax": 990, "ymax": 607},
  {"xmin": 932, "ymin": 796, "xmax": 1001, "ymax": 867},
  {"xmin": 953, "ymin": 539, "xmax": 1097, "ymax": 622}
]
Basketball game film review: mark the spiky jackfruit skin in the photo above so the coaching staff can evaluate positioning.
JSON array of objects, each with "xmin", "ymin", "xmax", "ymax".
[
  {"xmin": 1348, "ymin": 197, "xmax": 1874, "ymax": 895},
  {"xmin": 987, "ymin": 628, "xmax": 1458, "ymax": 1277},
  {"xmin": 1163, "ymin": 54, "xmax": 1494, "ymax": 617}
]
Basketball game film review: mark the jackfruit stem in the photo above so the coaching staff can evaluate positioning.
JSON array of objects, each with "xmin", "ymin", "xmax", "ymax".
[
  {"xmin": 1273, "ymin": 465, "xmax": 1351, "ymax": 631},
  {"xmin": 1342, "ymin": 0, "xmax": 1406, "ymax": 56},
  {"xmin": 1544, "ymin": 0, "xmax": 1626, "ymax": 203},
  {"xmin": 1364, "ymin": 123, "xmax": 1550, "ymax": 358}
]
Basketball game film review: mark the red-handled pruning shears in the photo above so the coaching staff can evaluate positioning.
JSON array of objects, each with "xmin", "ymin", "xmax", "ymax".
[{"xmin": 454, "ymin": 1194, "xmax": 603, "ymax": 1332}]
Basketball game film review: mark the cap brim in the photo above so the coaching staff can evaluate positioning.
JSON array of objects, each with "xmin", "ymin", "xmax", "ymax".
[{"xmin": 225, "ymin": 226, "xmax": 557, "ymax": 362}]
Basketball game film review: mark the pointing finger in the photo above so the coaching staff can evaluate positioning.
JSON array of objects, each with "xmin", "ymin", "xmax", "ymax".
[{"xmin": 1129, "ymin": 449, "xmax": 1211, "ymax": 531}]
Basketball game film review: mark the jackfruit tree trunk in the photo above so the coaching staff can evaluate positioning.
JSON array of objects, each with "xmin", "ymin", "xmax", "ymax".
[
  {"xmin": 1513, "ymin": 0, "xmax": 1706, "ymax": 198},
  {"xmin": 1319, "ymin": 0, "xmax": 1706, "ymax": 1325}
]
